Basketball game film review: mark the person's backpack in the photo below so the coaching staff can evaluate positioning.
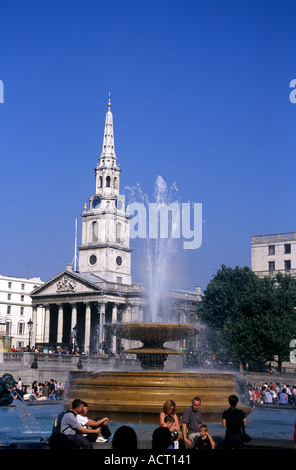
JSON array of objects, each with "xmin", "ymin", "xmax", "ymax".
[{"xmin": 52, "ymin": 410, "xmax": 76, "ymax": 434}]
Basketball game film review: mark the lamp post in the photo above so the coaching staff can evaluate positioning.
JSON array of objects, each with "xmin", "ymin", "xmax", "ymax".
[{"xmin": 27, "ymin": 318, "xmax": 33, "ymax": 351}]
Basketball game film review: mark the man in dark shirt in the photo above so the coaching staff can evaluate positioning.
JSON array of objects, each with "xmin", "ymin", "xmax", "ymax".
[
  {"xmin": 222, "ymin": 394, "xmax": 246, "ymax": 449},
  {"xmin": 181, "ymin": 397, "xmax": 203, "ymax": 447},
  {"xmin": 48, "ymin": 379, "xmax": 56, "ymax": 400}
]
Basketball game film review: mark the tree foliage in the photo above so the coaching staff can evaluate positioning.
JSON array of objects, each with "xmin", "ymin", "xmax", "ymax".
[{"xmin": 198, "ymin": 265, "xmax": 296, "ymax": 370}]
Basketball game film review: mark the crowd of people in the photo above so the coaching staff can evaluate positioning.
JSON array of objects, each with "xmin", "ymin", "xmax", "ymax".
[
  {"xmin": 11, "ymin": 377, "xmax": 65, "ymax": 401},
  {"xmin": 248, "ymin": 381, "xmax": 296, "ymax": 407},
  {"xmin": 48, "ymin": 394, "xmax": 254, "ymax": 450}
]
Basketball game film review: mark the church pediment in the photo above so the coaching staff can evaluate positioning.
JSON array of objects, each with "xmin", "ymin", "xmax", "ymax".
[{"xmin": 31, "ymin": 270, "xmax": 105, "ymax": 299}]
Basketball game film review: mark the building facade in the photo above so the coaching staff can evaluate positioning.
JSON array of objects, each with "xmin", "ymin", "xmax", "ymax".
[
  {"xmin": 31, "ymin": 97, "xmax": 200, "ymax": 354},
  {"xmin": 0, "ymin": 275, "xmax": 43, "ymax": 350},
  {"xmin": 251, "ymin": 232, "xmax": 296, "ymax": 278}
]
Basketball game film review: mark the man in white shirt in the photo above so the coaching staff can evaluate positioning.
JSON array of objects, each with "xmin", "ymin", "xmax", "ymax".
[{"xmin": 76, "ymin": 401, "xmax": 109, "ymax": 443}]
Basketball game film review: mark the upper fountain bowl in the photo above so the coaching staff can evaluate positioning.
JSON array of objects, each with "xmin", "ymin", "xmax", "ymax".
[{"xmin": 104, "ymin": 322, "xmax": 201, "ymax": 345}]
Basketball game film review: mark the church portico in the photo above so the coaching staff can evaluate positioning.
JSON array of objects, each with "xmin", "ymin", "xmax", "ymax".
[{"xmin": 34, "ymin": 293, "xmax": 130, "ymax": 354}]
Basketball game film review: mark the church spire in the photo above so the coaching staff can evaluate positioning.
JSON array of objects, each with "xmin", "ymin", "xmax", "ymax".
[
  {"xmin": 100, "ymin": 91, "xmax": 116, "ymax": 160},
  {"xmin": 94, "ymin": 93, "xmax": 121, "ymax": 197}
]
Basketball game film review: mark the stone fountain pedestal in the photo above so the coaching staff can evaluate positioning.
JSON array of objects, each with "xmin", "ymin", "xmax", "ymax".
[
  {"xmin": 66, "ymin": 369, "xmax": 250, "ymax": 423},
  {"xmin": 65, "ymin": 323, "xmax": 251, "ymax": 423}
]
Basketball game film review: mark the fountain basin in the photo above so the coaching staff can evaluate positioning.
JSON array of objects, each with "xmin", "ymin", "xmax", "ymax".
[
  {"xmin": 105, "ymin": 322, "xmax": 200, "ymax": 369},
  {"xmin": 65, "ymin": 370, "xmax": 251, "ymax": 423}
]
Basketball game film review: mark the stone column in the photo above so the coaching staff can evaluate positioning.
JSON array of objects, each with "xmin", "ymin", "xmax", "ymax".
[
  {"xmin": 84, "ymin": 302, "xmax": 91, "ymax": 355},
  {"xmin": 123, "ymin": 304, "xmax": 132, "ymax": 349},
  {"xmin": 57, "ymin": 304, "xmax": 63, "ymax": 344},
  {"xmin": 44, "ymin": 305, "xmax": 50, "ymax": 343},
  {"xmin": 111, "ymin": 304, "xmax": 118, "ymax": 352},
  {"xmin": 112, "ymin": 304, "xmax": 118, "ymax": 323},
  {"xmin": 71, "ymin": 303, "xmax": 77, "ymax": 331},
  {"xmin": 99, "ymin": 302, "xmax": 106, "ymax": 347},
  {"xmin": 31, "ymin": 306, "xmax": 38, "ymax": 347}
]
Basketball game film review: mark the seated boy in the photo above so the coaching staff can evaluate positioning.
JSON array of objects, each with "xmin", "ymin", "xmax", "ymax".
[{"xmin": 194, "ymin": 424, "xmax": 215, "ymax": 449}]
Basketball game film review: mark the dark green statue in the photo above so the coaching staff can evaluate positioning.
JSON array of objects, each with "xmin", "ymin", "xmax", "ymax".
[{"xmin": 0, "ymin": 373, "xmax": 16, "ymax": 406}]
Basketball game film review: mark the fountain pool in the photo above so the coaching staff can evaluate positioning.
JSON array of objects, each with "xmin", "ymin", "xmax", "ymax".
[{"xmin": 0, "ymin": 402, "xmax": 294, "ymax": 446}]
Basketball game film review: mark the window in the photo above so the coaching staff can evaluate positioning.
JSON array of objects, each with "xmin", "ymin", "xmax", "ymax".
[
  {"xmin": 284, "ymin": 244, "xmax": 291, "ymax": 254},
  {"xmin": 106, "ymin": 176, "xmax": 111, "ymax": 187},
  {"xmin": 21, "ymin": 295, "xmax": 24, "ymax": 302},
  {"xmin": 92, "ymin": 221, "xmax": 98, "ymax": 242},
  {"xmin": 268, "ymin": 261, "xmax": 275, "ymax": 274},
  {"xmin": 284, "ymin": 260, "xmax": 291, "ymax": 272},
  {"xmin": 7, "ymin": 305, "xmax": 11, "ymax": 314},
  {"xmin": 18, "ymin": 322, "xmax": 25, "ymax": 335},
  {"xmin": 7, "ymin": 293, "xmax": 11, "ymax": 300},
  {"xmin": 268, "ymin": 245, "xmax": 275, "ymax": 255},
  {"xmin": 89, "ymin": 255, "xmax": 97, "ymax": 266},
  {"xmin": 116, "ymin": 223, "xmax": 122, "ymax": 242},
  {"xmin": 20, "ymin": 306, "xmax": 24, "ymax": 315},
  {"xmin": 6, "ymin": 321, "xmax": 12, "ymax": 335},
  {"xmin": 8, "ymin": 282, "xmax": 12, "ymax": 288},
  {"xmin": 21, "ymin": 283, "xmax": 25, "ymax": 290}
]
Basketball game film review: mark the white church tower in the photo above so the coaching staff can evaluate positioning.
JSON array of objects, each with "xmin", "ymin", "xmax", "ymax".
[{"xmin": 78, "ymin": 94, "xmax": 132, "ymax": 285}]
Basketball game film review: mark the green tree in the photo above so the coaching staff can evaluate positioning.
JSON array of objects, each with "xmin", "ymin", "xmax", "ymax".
[
  {"xmin": 198, "ymin": 265, "xmax": 260, "ymax": 364},
  {"xmin": 198, "ymin": 266, "xmax": 296, "ymax": 371}
]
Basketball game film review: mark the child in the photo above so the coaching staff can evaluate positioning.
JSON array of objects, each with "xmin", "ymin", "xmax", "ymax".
[
  {"xmin": 194, "ymin": 424, "xmax": 215, "ymax": 449},
  {"xmin": 163, "ymin": 415, "xmax": 182, "ymax": 448}
]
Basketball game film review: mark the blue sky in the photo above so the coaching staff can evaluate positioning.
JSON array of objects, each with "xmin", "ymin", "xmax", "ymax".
[{"xmin": 0, "ymin": 0, "xmax": 296, "ymax": 291}]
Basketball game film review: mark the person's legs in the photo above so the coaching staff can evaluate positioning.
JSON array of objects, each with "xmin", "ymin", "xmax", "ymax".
[
  {"xmin": 224, "ymin": 434, "xmax": 243, "ymax": 449},
  {"xmin": 93, "ymin": 416, "xmax": 111, "ymax": 439},
  {"xmin": 67, "ymin": 434, "xmax": 93, "ymax": 449}
]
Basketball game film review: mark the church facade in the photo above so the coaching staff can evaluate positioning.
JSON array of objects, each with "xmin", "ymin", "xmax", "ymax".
[{"xmin": 31, "ymin": 96, "xmax": 200, "ymax": 354}]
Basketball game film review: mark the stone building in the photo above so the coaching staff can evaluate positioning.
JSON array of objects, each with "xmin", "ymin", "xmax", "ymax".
[
  {"xmin": 0, "ymin": 275, "xmax": 43, "ymax": 350},
  {"xmin": 251, "ymin": 232, "xmax": 296, "ymax": 278},
  {"xmin": 31, "ymin": 96, "xmax": 200, "ymax": 354}
]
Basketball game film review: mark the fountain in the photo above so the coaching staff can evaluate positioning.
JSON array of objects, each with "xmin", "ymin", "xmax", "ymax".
[
  {"xmin": 66, "ymin": 176, "xmax": 251, "ymax": 423},
  {"xmin": 66, "ymin": 321, "xmax": 251, "ymax": 423}
]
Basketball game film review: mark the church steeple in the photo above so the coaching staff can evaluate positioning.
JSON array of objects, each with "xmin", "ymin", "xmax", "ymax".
[
  {"xmin": 78, "ymin": 96, "xmax": 132, "ymax": 285},
  {"xmin": 100, "ymin": 92, "xmax": 116, "ymax": 160},
  {"xmin": 94, "ymin": 92, "xmax": 121, "ymax": 198}
]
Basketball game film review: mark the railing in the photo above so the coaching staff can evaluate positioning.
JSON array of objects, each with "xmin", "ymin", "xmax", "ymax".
[
  {"xmin": 252, "ymin": 232, "xmax": 296, "ymax": 242},
  {"xmin": 254, "ymin": 269, "xmax": 296, "ymax": 278},
  {"xmin": 0, "ymin": 351, "xmax": 140, "ymax": 370}
]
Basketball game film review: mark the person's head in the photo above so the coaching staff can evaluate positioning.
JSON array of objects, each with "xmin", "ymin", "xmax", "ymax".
[
  {"xmin": 164, "ymin": 415, "xmax": 175, "ymax": 424},
  {"xmin": 112, "ymin": 426, "xmax": 138, "ymax": 450},
  {"xmin": 192, "ymin": 397, "xmax": 201, "ymax": 411},
  {"xmin": 79, "ymin": 401, "xmax": 88, "ymax": 414},
  {"xmin": 199, "ymin": 424, "xmax": 208, "ymax": 436},
  {"xmin": 163, "ymin": 415, "xmax": 175, "ymax": 430},
  {"xmin": 163, "ymin": 399, "xmax": 176, "ymax": 415},
  {"xmin": 72, "ymin": 398, "xmax": 84, "ymax": 414},
  {"xmin": 152, "ymin": 427, "xmax": 172, "ymax": 450},
  {"xmin": 228, "ymin": 394, "xmax": 239, "ymax": 407}
]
